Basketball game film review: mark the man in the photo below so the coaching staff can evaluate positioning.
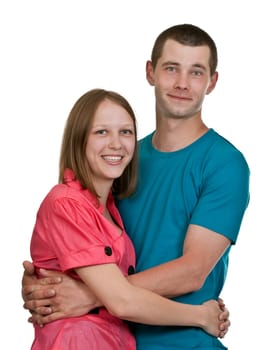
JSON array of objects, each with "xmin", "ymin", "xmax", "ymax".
[{"xmin": 22, "ymin": 24, "xmax": 249, "ymax": 349}]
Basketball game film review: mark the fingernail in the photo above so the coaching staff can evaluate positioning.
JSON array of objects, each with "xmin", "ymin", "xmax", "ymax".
[{"xmin": 47, "ymin": 290, "xmax": 56, "ymax": 296}]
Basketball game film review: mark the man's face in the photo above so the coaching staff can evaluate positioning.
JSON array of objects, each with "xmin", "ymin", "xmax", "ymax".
[{"xmin": 146, "ymin": 39, "xmax": 218, "ymax": 120}]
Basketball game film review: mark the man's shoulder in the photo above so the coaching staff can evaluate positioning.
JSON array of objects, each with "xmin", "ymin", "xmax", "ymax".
[
  {"xmin": 138, "ymin": 132, "xmax": 153, "ymax": 144},
  {"xmin": 209, "ymin": 130, "xmax": 248, "ymax": 161}
]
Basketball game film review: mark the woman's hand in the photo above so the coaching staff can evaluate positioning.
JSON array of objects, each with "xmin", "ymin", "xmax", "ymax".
[
  {"xmin": 201, "ymin": 299, "xmax": 230, "ymax": 338},
  {"xmin": 217, "ymin": 297, "xmax": 230, "ymax": 338}
]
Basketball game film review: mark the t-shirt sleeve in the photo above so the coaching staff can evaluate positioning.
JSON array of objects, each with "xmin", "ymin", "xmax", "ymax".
[
  {"xmin": 41, "ymin": 196, "xmax": 117, "ymax": 271},
  {"xmin": 190, "ymin": 150, "xmax": 250, "ymax": 243}
]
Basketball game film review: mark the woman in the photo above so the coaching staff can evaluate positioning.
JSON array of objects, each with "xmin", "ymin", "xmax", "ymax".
[{"xmin": 30, "ymin": 88, "xmax": 226, "ymax": 349}]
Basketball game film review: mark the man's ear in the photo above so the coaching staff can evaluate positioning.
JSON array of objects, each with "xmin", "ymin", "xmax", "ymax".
[
  {"xmin": 146, "ymin": 60, "xmax": 155, "ymax": 86},
  {"xmin": 206, "ymin": 71, "xmax": 218, "ymax": 95}
]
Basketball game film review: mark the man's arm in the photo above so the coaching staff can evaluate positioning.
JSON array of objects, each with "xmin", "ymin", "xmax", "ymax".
[
  {"xmin": 127, "ymin": 224, "xmax": 231, "ymax": 297},
  {"xmin": 22, "ymin": 225, "xmax": 230, "ymax": 329},
  {"xmin": 22, "ymin": 224, "xmax": 230, "ymax": 304},
  {"xmin": 22, "ymin": 260, "xmax": 99, "ymax": 325}
]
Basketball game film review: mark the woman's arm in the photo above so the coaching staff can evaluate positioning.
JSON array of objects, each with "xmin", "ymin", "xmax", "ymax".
[
  {"xmin": 75, "ymin": 263, "xmax": 222, "ymax": 336},
  {"xmin": 22, "ymin": 261, "xmax": 229, "ymax": 337}
]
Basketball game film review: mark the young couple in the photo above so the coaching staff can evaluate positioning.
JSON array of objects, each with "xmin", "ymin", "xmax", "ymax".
[{"xmin": 22, "ymin": 24, "xmax": 250, "ymax": 350}]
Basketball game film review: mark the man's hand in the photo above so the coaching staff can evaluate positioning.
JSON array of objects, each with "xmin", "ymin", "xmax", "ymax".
[
  {"xmin": 22, "ymin": 260, "xmax": 99, "ymax": 326},
  {"xmin": 22, "ymin": 260, "xmax": 62, "ymax": 306}
]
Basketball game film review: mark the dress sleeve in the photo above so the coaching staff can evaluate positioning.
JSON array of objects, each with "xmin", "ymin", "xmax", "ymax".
[
  {"xmin": 39, "ymin": 196, "xmax": 117, "ymax": 271},
  {"xmin": 190, "ymin": 151, "xmax": 250, "ymax": 243}
]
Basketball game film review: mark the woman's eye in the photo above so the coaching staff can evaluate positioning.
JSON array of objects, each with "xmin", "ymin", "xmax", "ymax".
[
  {"xmin": 121, "ymin": 129, "xmax": 133, "ymax": 135},
  {"xmin": 96, "ymin": 129, "xmax": 107, "ymax": 135}
]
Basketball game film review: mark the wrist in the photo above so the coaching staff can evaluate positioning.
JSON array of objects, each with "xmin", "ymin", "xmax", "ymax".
[{"xmin": 193, "ymin": 305, "xmax": 207, "ymax": 328}]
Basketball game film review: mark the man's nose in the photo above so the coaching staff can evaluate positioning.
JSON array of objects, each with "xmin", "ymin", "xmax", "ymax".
[{"xmin": 174, "ymin": 72, "xmax": 189, "ymax": 90}]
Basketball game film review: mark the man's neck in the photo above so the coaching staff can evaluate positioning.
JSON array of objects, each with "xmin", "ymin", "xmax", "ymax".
[{"xmin": 152, "ymin": 117, "xmax": 209, "ymax": 152}]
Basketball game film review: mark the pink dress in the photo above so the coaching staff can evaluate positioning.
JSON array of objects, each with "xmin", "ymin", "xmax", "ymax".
[{"xmin": 30, "ymin": 169, "xmax": 136, "ymax": 350}]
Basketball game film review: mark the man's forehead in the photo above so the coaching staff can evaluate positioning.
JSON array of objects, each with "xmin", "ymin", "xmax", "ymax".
[{"xmin": 160, "ymin": 39, "xmax": 211, "ymax": 67}]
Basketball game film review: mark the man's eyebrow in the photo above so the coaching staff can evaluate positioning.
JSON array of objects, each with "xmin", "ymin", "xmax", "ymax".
[
  {"xmin": 161, "ymin": 61, "xmax": 207, "ymax": 71},
  {"xmin": 162, "ymin": 61, "xmax": 180, "ymax": 67},
  {"xmin": 192, "ymin": 63, "xmax": 207, "ymax": 70}
]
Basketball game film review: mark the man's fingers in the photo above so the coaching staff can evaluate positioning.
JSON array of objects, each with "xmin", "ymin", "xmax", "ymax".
[
  {"xmin": 23, "ymin": 276, "xmax": 62, "ymax": 296},
  {"xmin": 24, "ymin": 298, "xmax": 53, "ymax": 311},
  {"xmin": 31, "ymin": 311, "xmax": 66, "ymax": 326},
  {"xmin": 24, "ymin": 289, "xmax": 55, "ymax": 310},
  {"xmin": 36, "ymin": 306, "xmax": 55, "ymax": 315},
  {"xmin": 22, "ymin": 260, "xmax": 35, "ymax": 275},
  {"xmin": 39, "ymin": 276, "xmax": 62, "ymax": 285},
  {"xmin": 23, "ymin": 285, "xmax": 56, "ymax": 299},
  {"xmin": 39, "ymin": 268, "xmax": 64, "ymax": 279},
  {"xmin": 28, "ymin": 316, "xmax": 33, "ymax": 323},
  {"xmin": 24, "ymin": 287, "xmax": 56, "ymax": 302},
  {"xmin": 24, "ymin": 302, "xmax": 53, "ymax": 315}
]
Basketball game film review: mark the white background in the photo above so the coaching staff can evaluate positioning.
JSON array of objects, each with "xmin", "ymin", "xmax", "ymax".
[{"xmin": 1, "ymin": 1, "xmax": 267, "ymax": 348}]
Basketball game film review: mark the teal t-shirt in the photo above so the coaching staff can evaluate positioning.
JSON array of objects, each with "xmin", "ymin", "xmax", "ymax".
[{"xmin": 117, "ymin": 129, "xmax": 250, "ymax": 350}]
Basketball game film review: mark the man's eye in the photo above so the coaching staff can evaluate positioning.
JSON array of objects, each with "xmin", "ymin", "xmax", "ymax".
[
  {"xmin": 192, "ymin": 70, "xmax": 203, "ymax": 76},
  {"xmin": 166, "ymin": 66, "xmax": 176, "ymax": 72}
]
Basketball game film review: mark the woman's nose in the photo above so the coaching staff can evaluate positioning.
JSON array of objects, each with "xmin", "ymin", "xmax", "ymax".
[{"xmin": 108, "ymin": 134, "xmax": 122, "ymax": 149}]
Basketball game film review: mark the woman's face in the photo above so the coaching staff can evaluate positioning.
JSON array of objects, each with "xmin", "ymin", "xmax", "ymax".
[{"xmin": 86, "ymin": 99, "xmax": 135, "ymax": 191}]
